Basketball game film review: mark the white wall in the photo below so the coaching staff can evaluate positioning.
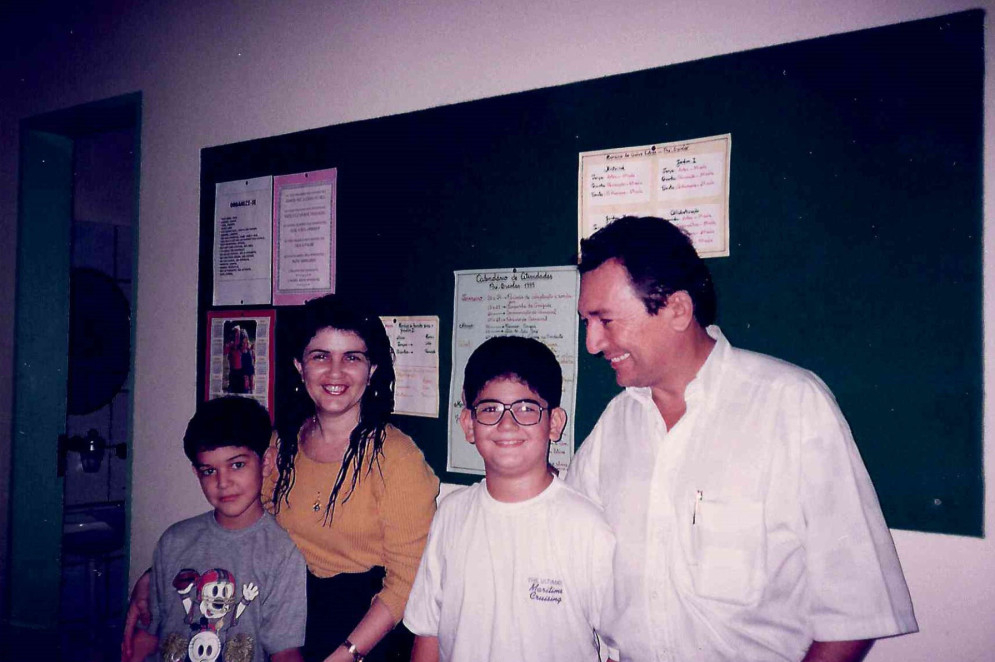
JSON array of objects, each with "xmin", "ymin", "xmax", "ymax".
[{"xmin": 1, "ymin": 1, "xmax": 990, "ymax": 659}]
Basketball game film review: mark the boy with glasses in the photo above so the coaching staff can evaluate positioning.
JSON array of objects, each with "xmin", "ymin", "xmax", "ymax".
[{"xmin": 403, "ymin": 336, "xmax": 617, "ymax": 662}]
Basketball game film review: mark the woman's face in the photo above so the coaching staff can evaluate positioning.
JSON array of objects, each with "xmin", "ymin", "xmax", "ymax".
[{"xmin": 294, "ymin": 327, "xmax": 375, "ymax": 422}]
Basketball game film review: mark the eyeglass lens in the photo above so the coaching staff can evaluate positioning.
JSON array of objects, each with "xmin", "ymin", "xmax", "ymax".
[{"xmin": 472, "ymin": 400, "xmax": 544, "ymax": 425}]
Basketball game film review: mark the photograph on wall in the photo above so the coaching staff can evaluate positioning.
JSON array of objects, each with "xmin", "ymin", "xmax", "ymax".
[
  {"xmin": 212, "ymin": 176, "xmax": 274, "ymax": 306},
  {"xmin": 272, "ymin": 168, "xmax": 337, "ymax": 306},
  {"xmin": 579, "ymin": 133, "xmax": 731, "ymax": 257},
  {"xmin": 204, "ymin": 309, "xmax": 276, "ymax": 418},
  {"xmin": 447, "ymin": 266, "xmax": 580, "ymax": 475},
  {"xmin": 382, "ymin": 315, "xmax": 440, "ymax": 418}
]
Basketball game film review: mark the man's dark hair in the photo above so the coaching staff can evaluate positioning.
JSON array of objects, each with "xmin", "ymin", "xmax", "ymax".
[
  {"xmin": 579, "ymin": 216, "xmax": 717, "ymax": 326},
  {"xmin": 463, "ymin": 336, "xmax": 562, "ymax": 408},
  {"xmin": 183, "ymin": 396, "xmax": 272, "ymax": 462}
]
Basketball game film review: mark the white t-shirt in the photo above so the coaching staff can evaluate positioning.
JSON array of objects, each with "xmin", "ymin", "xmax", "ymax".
[
  {"xmin": 403, "ymin": 477, "xmax": 616, "ymax": 662},
  {"xmin": 566, "ymin": 326, "xmax": 918, "ymax": 662}
]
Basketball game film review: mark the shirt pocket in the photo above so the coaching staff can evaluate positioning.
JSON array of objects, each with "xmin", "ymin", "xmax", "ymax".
[{"xmin": 689, "ymin": 497, "xmax": 766, "ymax": 606}]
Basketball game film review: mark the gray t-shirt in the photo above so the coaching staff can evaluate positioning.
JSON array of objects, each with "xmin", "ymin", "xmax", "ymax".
[{"xmin": 147, "ymin": 511, "xmax": 306, "ymax": 662}]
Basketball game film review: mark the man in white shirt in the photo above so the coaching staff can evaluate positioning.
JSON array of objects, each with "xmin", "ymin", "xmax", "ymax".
[{"xmin": 567, "ymin": 216, "xmax": 918, "ymax": 662}]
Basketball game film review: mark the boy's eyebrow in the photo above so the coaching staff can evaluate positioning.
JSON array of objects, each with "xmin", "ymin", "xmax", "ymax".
[{"xmin": 196, "ymin": 451, "xmax": 252, "ymax": 467}]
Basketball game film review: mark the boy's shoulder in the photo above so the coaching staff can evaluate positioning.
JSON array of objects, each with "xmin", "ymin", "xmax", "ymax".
[
  {"xmin": 157, "ymin": 511, "xmax": 298, "ymax": 555},
  {"xmin": 435, "ymin": 480, "xmax": 482, "ymax": 515},
  {"xmin": 547, "ymin": 478, "xmax": 612, "ymax": 525},
  {"xmin": 158, "ymin": 510, "xmax": 216, "ymax": 544}
]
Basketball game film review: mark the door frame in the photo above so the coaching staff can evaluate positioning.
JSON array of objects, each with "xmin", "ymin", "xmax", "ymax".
[{"xmin": 4, "ymin": 92, "xmax": 141, "ymax": 654}]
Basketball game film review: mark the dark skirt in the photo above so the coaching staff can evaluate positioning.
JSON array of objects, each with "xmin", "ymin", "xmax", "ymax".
[{"xmin": 303, "ymin": 567, "xmax": 414, "ymax": 662}]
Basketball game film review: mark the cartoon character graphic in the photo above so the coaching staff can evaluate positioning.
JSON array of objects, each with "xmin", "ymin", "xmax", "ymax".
[
  {"xmin": 170, "ymin": 568, "xmax": 259, "ymax": 661},
  {"xmin": 187, "ymin": 630, "xmax": 222, "ymax": 662}
]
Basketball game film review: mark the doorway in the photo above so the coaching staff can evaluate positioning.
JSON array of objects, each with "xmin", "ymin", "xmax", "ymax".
[{"xmin": 5, "ymin": 93, "xmax": 140, "ymax": 661}]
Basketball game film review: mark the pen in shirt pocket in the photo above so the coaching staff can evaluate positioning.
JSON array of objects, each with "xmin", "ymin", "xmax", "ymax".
[{"xmin": 692, "ymin": 490, "xmax": 703, "ymax": 525}]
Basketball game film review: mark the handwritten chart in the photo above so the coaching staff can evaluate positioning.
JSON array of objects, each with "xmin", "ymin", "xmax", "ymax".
[
  {"xmin": 579, "ymin": 134, "xmax": 731, "ymax": 257},
  {"xmin": 448, "ymin": 266, "xmax": 580, "ymax": 475},
  {"xmin": 382, "ymin": 315, "xmax": 440, "ymax": 418}
]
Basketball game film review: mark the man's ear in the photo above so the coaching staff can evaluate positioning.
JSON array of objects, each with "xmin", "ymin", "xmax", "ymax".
[
  {"xmin": 262, "ymin": 446, "xmax": 276, "ymax": 477},
  {"xmin": 458, "ymin": 407, "xmax": 476, "ymax": 445},
  {"xmin": 665, "ymin": 291, "xmax": 696, "ymax": 332},
  {"xmin": 548, "ymin": 407, "xmax": 568, "ymax": 442}
]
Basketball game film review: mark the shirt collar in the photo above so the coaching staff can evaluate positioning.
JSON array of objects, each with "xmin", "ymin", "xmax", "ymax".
[{"xmin": 624, "ymin": 324, "xmax": 730, "ymax": 407}]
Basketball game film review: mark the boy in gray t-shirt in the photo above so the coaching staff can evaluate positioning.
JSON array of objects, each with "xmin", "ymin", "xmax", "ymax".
[{"xmin": 128, "ymin": 397, "xmax": 306, "ymax": 662}]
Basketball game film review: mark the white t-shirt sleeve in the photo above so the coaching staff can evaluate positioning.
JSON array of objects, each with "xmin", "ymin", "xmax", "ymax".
[{"xmin": 402, "ymin": 505, "xmax": 446, "ymax": 637}]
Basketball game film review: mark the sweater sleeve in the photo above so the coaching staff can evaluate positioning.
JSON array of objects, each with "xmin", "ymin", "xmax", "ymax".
[{"xmin": 375, "ymin": 429, "xmax": 440, "ymax": 621}]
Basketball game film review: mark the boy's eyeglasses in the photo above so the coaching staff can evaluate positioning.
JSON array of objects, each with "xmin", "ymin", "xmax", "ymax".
[{"xmin": 468, "ymin": 399, "xmax": 549, "ymax": 426}]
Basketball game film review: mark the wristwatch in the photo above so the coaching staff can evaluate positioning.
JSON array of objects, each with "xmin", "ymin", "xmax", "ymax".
[{"xmin": 342, "ymin": 639, "xmax": 365, "ymax": 662}]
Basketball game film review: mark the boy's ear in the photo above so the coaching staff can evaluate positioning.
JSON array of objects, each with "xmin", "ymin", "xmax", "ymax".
[
  {"xmin": 458, "ymin": 407, "xmax": 476, "ymax": 445},
  {"xmin": 548, "ymin": 407, "xmax": 568, "ymax": 443},
  {"xmin": 262, "ymin": 447, "xmax": 276, "ymax": 477}
]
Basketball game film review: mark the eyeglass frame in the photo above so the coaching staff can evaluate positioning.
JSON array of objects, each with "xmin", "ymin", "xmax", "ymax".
[{"xmin": 467, "ymin": 399, "xmax": 551, "ymax": 426}]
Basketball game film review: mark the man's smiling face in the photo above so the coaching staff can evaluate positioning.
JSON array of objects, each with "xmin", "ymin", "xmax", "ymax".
[{"xmin": 578, "ymin": 258, "xmax": 681, "ymax": 391}]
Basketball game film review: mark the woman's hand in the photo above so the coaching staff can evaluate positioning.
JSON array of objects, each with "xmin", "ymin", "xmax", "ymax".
[{"xmin": 120, "ymin": 569, "xmax": 152, "ymax": 661}]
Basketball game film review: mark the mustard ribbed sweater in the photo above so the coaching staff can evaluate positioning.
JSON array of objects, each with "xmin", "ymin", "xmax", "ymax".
[{"xmin": 263, "ymin": 425, "xmax": 439, "ymax": 621}]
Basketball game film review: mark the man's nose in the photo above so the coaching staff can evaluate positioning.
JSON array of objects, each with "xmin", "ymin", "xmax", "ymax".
[{"xmin": 585, "ymin": 323, "xmax": 604, "ymax": 355}]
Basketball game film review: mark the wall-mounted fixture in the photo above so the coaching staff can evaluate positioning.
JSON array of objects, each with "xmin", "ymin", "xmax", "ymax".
[{"xmin": 57, "ymin": 429, "xmax": 127, "ymax": 475}]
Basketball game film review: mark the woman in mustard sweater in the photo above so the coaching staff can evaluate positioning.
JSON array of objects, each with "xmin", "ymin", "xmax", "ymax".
[{"xmin": 268, "ymin": 294, "xmax": 438, "ymax": 662}]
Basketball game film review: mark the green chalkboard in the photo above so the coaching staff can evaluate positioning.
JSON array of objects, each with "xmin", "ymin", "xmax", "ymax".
[{"xmin": 199, "ymin": 10, "xmax": 983, "ymax": 536}]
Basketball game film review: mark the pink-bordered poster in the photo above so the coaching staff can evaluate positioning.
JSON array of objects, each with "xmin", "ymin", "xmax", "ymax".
[{"xmin": 272, "ymin": 168, "xmax": 337, "ymax": 306}]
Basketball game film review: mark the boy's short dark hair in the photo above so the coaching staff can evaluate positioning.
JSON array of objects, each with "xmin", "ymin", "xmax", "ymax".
[
  {"xmin": 462, "ymin": 336, "xmax": 562, "ymax": 408},
  {"xmin": 183, "ymin": 396, "xmax": 272, "ymax": 462}
]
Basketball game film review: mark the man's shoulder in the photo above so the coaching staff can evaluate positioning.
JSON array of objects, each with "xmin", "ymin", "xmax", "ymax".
[{"xmin": 723, "ymin": 341, "xmax": 826, "ymax": 391}]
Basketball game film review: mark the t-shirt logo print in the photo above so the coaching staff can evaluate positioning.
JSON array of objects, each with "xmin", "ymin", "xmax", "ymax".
[
  {"xmin": 168, "ymin": 567, "xmax": 259, "ymax": 662},
  {"xmin": 527, "ymin": 576, "xmax": 564, "ymax": 604}
]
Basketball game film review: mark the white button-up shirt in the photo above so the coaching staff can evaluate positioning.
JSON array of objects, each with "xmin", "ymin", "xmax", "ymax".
[{"xmin": 566, "ymin": 326, "xmax": 917, "ymax": 662}]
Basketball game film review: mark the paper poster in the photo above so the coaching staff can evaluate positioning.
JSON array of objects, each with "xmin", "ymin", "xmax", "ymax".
[
  {"xmin": 579, "ymin": 134, "xmax": 731, "ymax": 257},
  {"xmin": 272, "ymin": 168, "xmax": 337, "ymax": 306},
  {"xmin": 448, "ymin": 266, "xmax": 580, "ymax": 475},
  {"xmin": 204, "ymin": 309, "xmax": 276, "ymax": 419},
  {"xmin": 382, "ymin": 315, "xmax": 440, "ymax": 418},
  {"xmin": 212, "ymin": 176, "xmax": 273, "ymax": 305}
]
